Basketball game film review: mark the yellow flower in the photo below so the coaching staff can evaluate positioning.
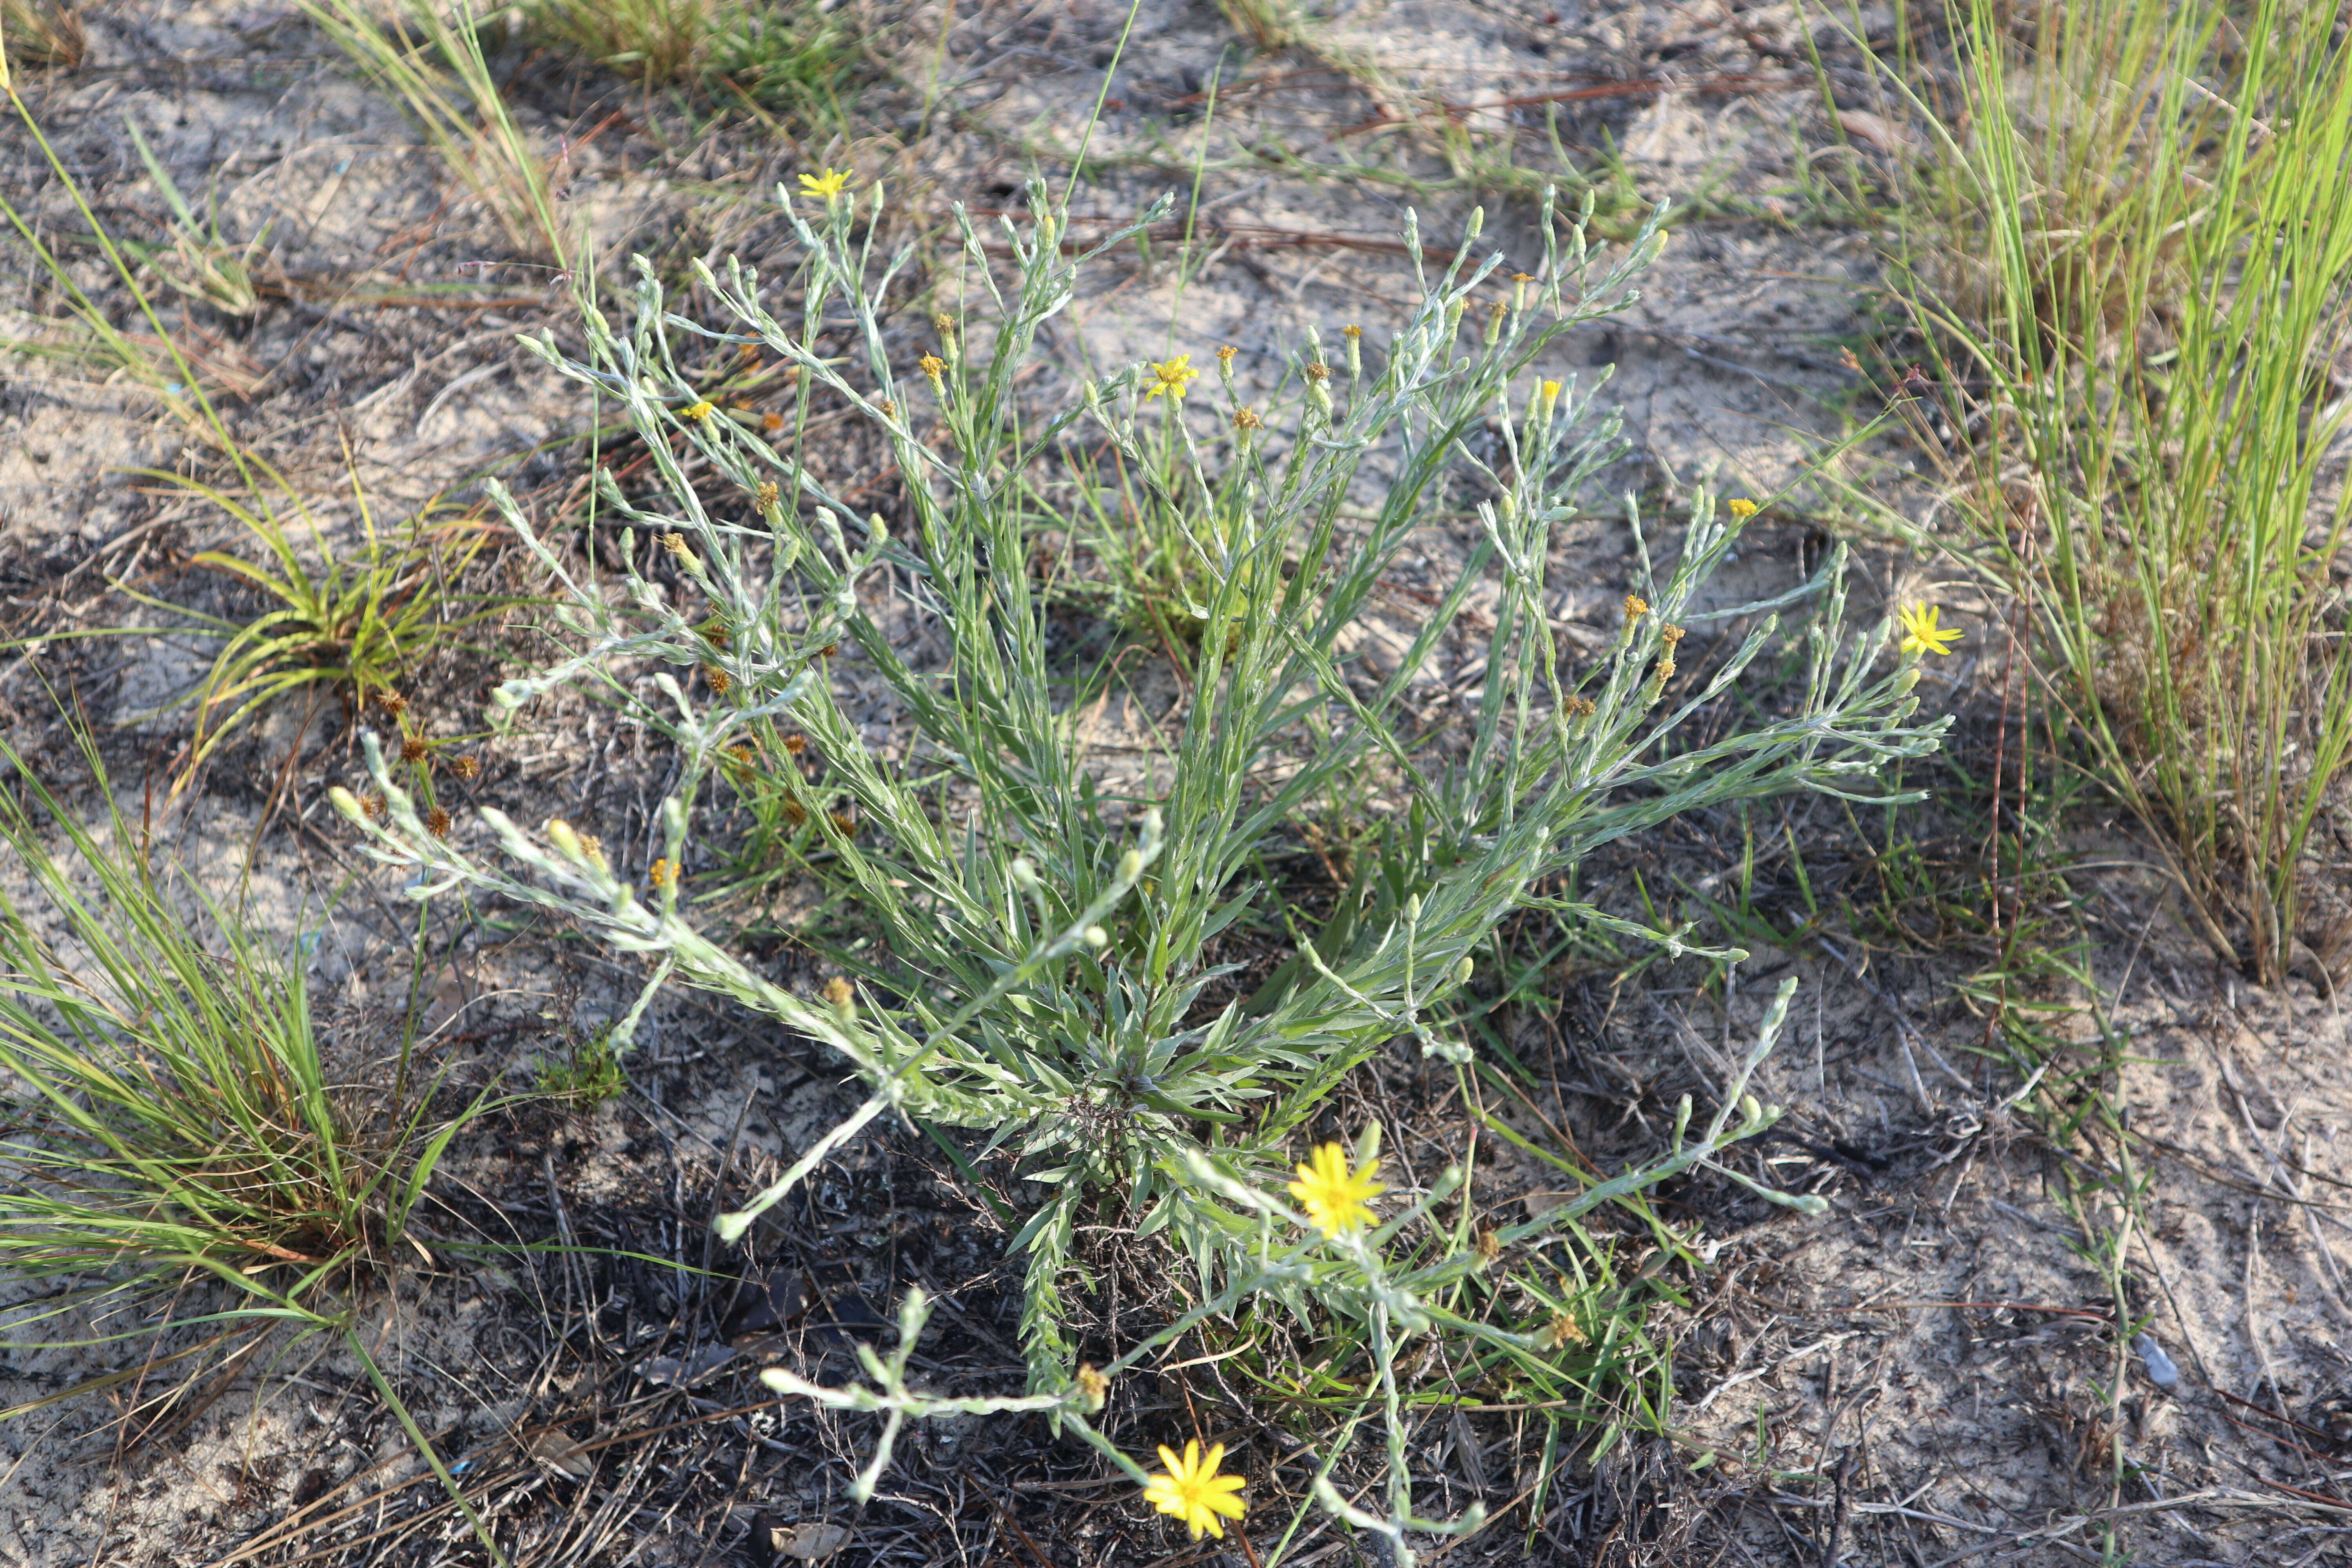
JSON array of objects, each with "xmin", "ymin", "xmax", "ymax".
[
  {"xmin": 682, "ymin": 401, "xmax": 714, "ymax": 422},
  {"xmin": 1897, "ymin": 603, "xmax": 1962, "ymax": 657},
  {"xmin": 1142, "ymin": 1440, "xmax": 1247, "ymax": 1541},
  {"xmin": 799, "ymin": 167, "xmax": 851, "ymax": 201},
  {"xmin": 1727, "ymin": 497, "xmax": 1759, "ymax": 518},
  {"xmin": 1146, "ymin": 354, "xmax": 1200, "ymax": 399},
  {"xmin": 1287, "ymin": 1141, "xmax": 1384, "ymax": 1236},
  {"xmin": 919, "ymin": 352, "xmax": 946, "ymax": 381},
  {"xmin": 649, "ymin": 858, "xmax": 680, "ymax": 889}
]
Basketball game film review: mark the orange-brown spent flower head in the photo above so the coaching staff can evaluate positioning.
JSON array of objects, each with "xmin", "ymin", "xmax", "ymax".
[
  {"xmin": 1232, "ymin": 407, "xmax": 1262, "ymax": 434},
  {"xmin": 755, "ymin": 479, "xmax": 780, "ymax": 512},
  {"xmin": 452, "ymin": 755, "xmax": 481, "ymax": 780},
  {"xmin": 1544, "ymin": 1311, "xmax": 1588, "ymax": 1349},
  {"xmin": 818, "ymin": 641, "xmax": 839, "ymax": 659},
  {"xmin": 648, "ymin": 858, "xmax": 680, "ymax": 890},
  {"xmin": 426, "ymin": 806, "xmax": 452, "ymax": 839},
  {"xmin": 579, "ymin": 833, "xmax": 605, "ymax": 869},
  {"xmin": 723, "ymin": 742, "xmax": 757, "ymax": 782},
  {"xmin": 1475, "ymin": 1225, "xmax": 1502, "ymax": 1265},
  {"xmin": 822, "ymin": 975, "xmax": 855, "ymax": 1010},
  {"xmin": 705, "ymin": 665, "xmax": 732, "ymax": 696},
  {"xmin": 375, "ymin": 691, "xmax": 409, "ymax": 717},
  {"xmin": 739, "ymin": 341, "xmax": 760, "ymax": 363},
  {"xmin": 1142, "ymin": 1441, "xmax": 1247, "ymax": 1541},
  {"xmin": 1566, "ymin": 694, "xmax": 1597, "ymax": 719},
  {"xmin": 401, "ymin": 735, "xmax": 429, "ymax": 764},
  {"xmin": 1215, "ymin": 344, "xmax": 1238, "ymax": 364},
  {"xmin": 1623, "ymin": 594, "xmax": 1649, "ymax": 621},
  {"xmin": 1341, "ymin": 324, "xmax": 1362, "ymax": 339},
  {"xmin": 874, "ymin": 397, "xmax": 896, "ymax": 418},
  {"xmin": 762, "ymin": 412, "xmax": 785, "ymax": 433},
  {"xmin": 661, "ymin": 532, "xmax": 690, "ymax": 557},
  {"xmin": 1661, "ymin": 623, "xmax": 1685, "ymax": 646},
  {"xmin": 933, "ymin": 311, "xmax": 956, "ymax": 340},
  {"xmin": 1302, "ymin": 361, "xmax": 1330, "ymax": 383},
  {"xmin": 781, "ymin": 731, "xmax": 809, "ymax": 756},
  {"xmin": 360, "ymin": 794, "xmax": 387, "ymax": 820},
  {"xmin": 829, "ymin": 806, "xmax": 858, "ymax": 835},
  {"xmin": 1654, "ymin": 657, "xmax": 1677, "ymax": 684}
]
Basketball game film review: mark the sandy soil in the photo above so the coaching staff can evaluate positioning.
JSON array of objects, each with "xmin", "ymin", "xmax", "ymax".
[{"xmin": 5, "ymin": 1, "xmax": 2352, "ymax": 1565}]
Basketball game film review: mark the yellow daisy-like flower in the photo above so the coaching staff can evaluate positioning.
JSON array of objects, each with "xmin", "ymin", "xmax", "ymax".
[
  {"xmin": 682, "ymin": 401, "xmax": 715, "ymax": 422},
  {"xmin": 799, "ymin": 167, "xmax": 851, "ymax": 201},
  {"xmin": 1142, "ymin": 1441, "xmax": 1247, "ymax": 1541},
  {"xmin": 1145, "ymin": 354, "xmax": 1200, "ymax": 399},
  {"xmin": 1897, "ymin": 602, "xmax": 1961, "ymax": 657},
  {"xmin": 1727, "ymin": 497, "xmax": 1759, "ymax": 519},
  {"xmin": 1287, "ymin": 1141, "xmax": 1384, "ymax": 1236}
]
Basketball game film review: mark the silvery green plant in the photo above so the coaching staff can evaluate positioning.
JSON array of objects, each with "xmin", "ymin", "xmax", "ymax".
[
  {"xmin": 742, "ymin": 980, "xmax": 1804, "ymax": 1566},
  {"xmin": 330, "ymin": 181, "xmax": 1947, "ymax": 1413}
]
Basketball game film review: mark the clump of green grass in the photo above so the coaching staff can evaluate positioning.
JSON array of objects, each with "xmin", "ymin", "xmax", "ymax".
[
  {"xmin": 117, "ymin": 449, "xmax": 505, "ymax": 792},
  {"xmin": 518, "ymin": 0, "xmax": 851, "ymax": 127},
  {"xmin": 1873, "ymin": 0, "xmax": 2352, "ymax": 983},
  {"xmin": 299, "ymin": 0, "xmax": 575, "ymax": 262},
  {"xmin": 0, "ymin": 0, "xmax": 82, "ymax": 76},
  {"xmin": 334, "ymin": 180, "xmax": 1947, "ymax": 1548},
  {"xmin": 122, "ymin": 119, "xmax": 269, "ymax": 318},
  {"xmin": 0, "ymin": 729, "xmax": 499, "ymax": 1522}
]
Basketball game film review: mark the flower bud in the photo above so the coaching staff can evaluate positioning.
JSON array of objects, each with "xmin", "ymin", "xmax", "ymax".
[
  {"xmin": 1083, "ymin": 925, "xmax": 1109, "ymax": 949},
  {"xmin": 1118, "ymin": 849, "xmax": 1143, "ymax": 882}
]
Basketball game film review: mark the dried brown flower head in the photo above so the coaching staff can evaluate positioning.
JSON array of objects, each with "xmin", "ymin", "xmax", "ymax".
[
  {"xmin": 933, "ymin": 312, "xmax": 955, "ymax": 339},
  {"xmin": 1661, "ymin": 624, "xmax": 1685, "ymax": 646},
  {"xmin": 401, "ymin": 735, "xmax": 429, "ymax": 764},
  {"xmin": 874, "ymin": 398, "xmax": 896, "ymax": 418},
  {"xmin": 1232, "ymin": 408, "xmax": 1262, "ymax": 433},
  {"xmin": 818, "ymin": 642, "xmax": 839, "ymax": 659},
  {"xmin": 375, "ymin": 691, "xmax": 409, "ymax": 717},
  {"xmin": 705, "ymin": 665, "xmax": 732, "ymax": 696},
  {"xmin": 360, "ymin": 794, "xmax": 387, "ymax": 820},
  {"xmin": 755, "ymin": 479, "xmax": 780, "ymax": 512},
  {"xmin": 661, "ymin": 532, "xmax": 690, "ymax": 557},
  {"xmin": 781, "ymin": 731, "xmax": 808, "ymax": 756},
  {"xmin": 452, "ymin": 755, "xmax": 481, "ymax": 780},
  {"xmin": 1303, "ymin": 361, "xmax": 1330, "ymax": 382},
  {"xmin": 782, "ymin": 798, "xmax": 809, "ymax": 828},
  {"xmin": 1566, "ymin": 695, "xmax": 1597, "ymax": 719},
  {"xmin": 829, "ymin": 806, "xmax": 858, "ymax": 835},
  {"xmin": 822, "ymin": 975, "xmax": 855, "ymax": 1009},
  {"xmin": 579, "ymin": 833, "xmax": 605, "ymax": 868},
  {"xmin": 426, "ymin": 806, "xmax": 452, "ymax": 839},
  {"xmin": 762, "ymin": 412, "xmax": 784, "ymax": 432}
]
